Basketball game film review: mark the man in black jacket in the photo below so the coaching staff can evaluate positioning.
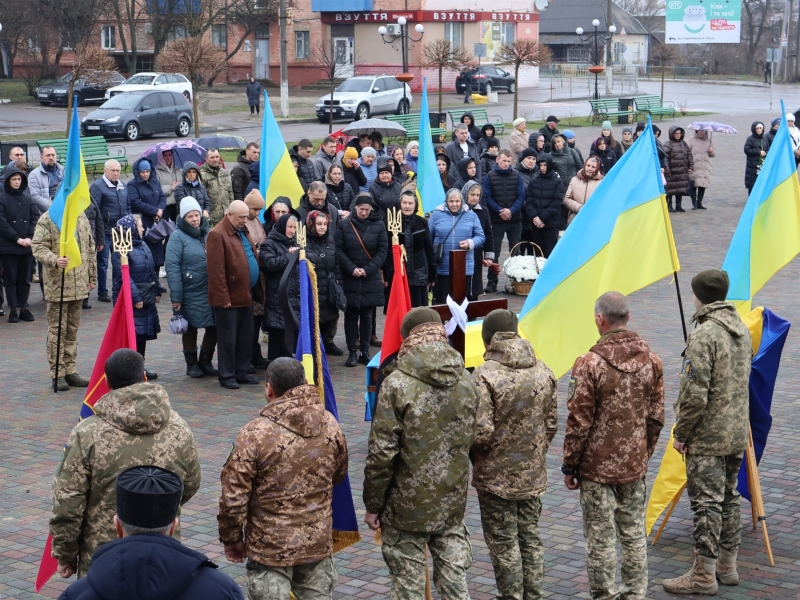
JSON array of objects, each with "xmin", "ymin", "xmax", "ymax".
[
  {"xmin": 446, "ymin": 124, "xmax": 482, "ymax": 183},
  {"xmin": 369, "ymin": 160, "xmax": 402, "ymax": 215},
  {"xmin": 230, "ymin": 142, "xmax": 259, "ymax": 201},
  {"xmin": 297, "ymin": 181, "xmax": 340, "ymax": 229},
  {"xmin": 539, "ymin": 116, "xmax": 560, "ymax": 153},
  {"xmin": 525, "ymin": 154, "xmax": 565, "ymax": 258},
  {"xmin": 289, "ymin": 139, "xmax": 317, "ymax": 189}
]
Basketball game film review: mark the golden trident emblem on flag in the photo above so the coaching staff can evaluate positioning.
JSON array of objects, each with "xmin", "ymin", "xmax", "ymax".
[
  {"xmin": 387, "ymin": 207, "xmax": 407, "ymax": 273},
  {"xmin": 111, "ymin": 225, "xmax": 132, "ymax": 266}
]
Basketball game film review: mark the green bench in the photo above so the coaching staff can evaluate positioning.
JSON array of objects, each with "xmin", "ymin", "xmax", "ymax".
[
  {"xmin": 37, "ymin": 136, "xmax": 128, "ymax": 175},
  {"xmin": 385, "ymin": 114, "xmax": 448, "ymax": 142},
  {"xmin": 634, "ymin": 95, "xmax": 676, "ymax": 120},
  {"xmin": 588, "ymin": 98, "xmax": 636, "ymax": 124},
  {"xmin": 448, "ymin": 108, "xmax": 505, "ymax": 136}
]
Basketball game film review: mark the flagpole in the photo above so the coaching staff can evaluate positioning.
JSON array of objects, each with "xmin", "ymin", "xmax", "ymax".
[
  {"xmin": 53, "ymin": 268, "xmax": 66, "ymax": 392},
  {"xmin": 674, "ymin": 271, "xmax": 688, "ymax": 342}
]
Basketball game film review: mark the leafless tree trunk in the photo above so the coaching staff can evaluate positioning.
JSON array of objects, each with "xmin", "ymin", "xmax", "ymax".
[
  {"xmin": 416, "ymin": 39, "xmax": 473, "ymax": 113},
  {"xmin": 494, "ymin": 40, "xmax": 552, "ymax": 119}
]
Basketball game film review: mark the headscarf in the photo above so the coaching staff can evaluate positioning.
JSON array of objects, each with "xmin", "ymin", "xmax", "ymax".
[
  {"xmin": 265, "ymin": 197, "xmax": 292, "ymax": 224},
  {"xmin": 461, "ymin": 179, "xmax": 482, "ymax": 206},
  {"xmin": 306, "ymin": 209, "xmax": 330, "ymax": 238},
  {"xmin": 116, "ymin": 214, "xmax": 140, "ymax": 241},
  {"xmin": 274, "ymin": 213, "xmax": 296, "ymax": 237}
]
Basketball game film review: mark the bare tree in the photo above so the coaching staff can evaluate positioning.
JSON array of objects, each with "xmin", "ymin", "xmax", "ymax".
[
  {"xmin": 415, "ymin": 39, "xmax": 473, "ymax": 112},
  {"xmin": 156, "ymin": 37, "xmax": 227, "ymax": 136},
  {"xmin": 309, "ymin": 38, "xmax": 354, "ymax": 133},
  {"xmin": 494, "ymin": 40, "xmax": 552, "ymax": 120},
  {"xmin": 741, "ymin": 0, "xmax": 773, "ymax": 74},
  {"xmin": 66, "ymin": 42, "xmax": 117, "ymax": 132},
  {"xmin": 650, "ymin": 43, "xmax": 678, "ymax": 100},
  {"xmin": 107, "ymin": 0, "xmax": 151, "ymax": 74},
  {"xmin": 613, "ymin": 0, "xmax": 665, "ymax": 16}
]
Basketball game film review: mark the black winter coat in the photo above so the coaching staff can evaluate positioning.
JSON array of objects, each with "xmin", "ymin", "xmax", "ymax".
[
  {"xmin": 342, "ymin": 163, "xmax": 367, "ymax": 197},
  {"xmin": 744, "ymin": 121, "xmax": 770, "ymax": 190},
  {"xmin": 173, "ymin": 162, "xmax": 212, "ymax": 215},
  {"xmin": 112, "ymin": 237, "xmax": 161, "ymax": 339},
  {"xmin": 399, "ymin": 214, "xmax": 436, "ymax": 287},
  {"xmin": 525, "ymin": 155, "xmax": 565, "ymax": 229},
  {"xmin": 290, "ymin": 146, "xmax": 317, "ymax": 189},
  {"xmin": 230, "ymin": 150, "xmax": 254, "ymax": 200},
  {"xmin": 452, "ymin": 157, "xmax": 478, "ymax": 193},
  {"xmin": 589, "ymin": 146, "xmax": 617, "ymax": 176},
  {"xmin": 334, "ymin": 209, "xmax": 388, "ymax": 309},
  {"xmin": 663, "ymin": 127, "xmax": 694, "ymax": 196},
  {"xmin": 296, "ymin": 195, "xmax": 339, "ymax": 228},
  {"xmin": 369, "ymin": 178, "xmax": 402, "ymax": 215},
  {"xmin": 470, "ymin": 202, "xmax": 494, "ymax": 298},
  {"xmin": 325, "ymin": 180, "xmax": 355, "ymax": 212},
  {"xmin": 306, "ymin": 232, "xmax": 342, "ymax": 323},
  {"xmin": 0, "ymin": 167, "xmax": 38, "ymax": 255},
  {"xmin": 258, "ymin": 228, "xmax": 300, "ymax": 330},
  {"xmin": 246, "ymin": 79, "xmax": 262, "ymax": 104}
]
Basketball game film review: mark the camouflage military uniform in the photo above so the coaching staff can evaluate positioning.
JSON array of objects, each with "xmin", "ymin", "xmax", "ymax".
[
  {"xmin": 200, "ymin": 162, "xmax": 234, "ymax": 226},
  {"xmin": 471, "ymin": 332, "xmax": 558, "ymax": 600},
  {"xmin": 50, "ymin": 382, "xmax": 201, "ymax": 577},
  {"xmin": 363, "ymin": 322, "xmax": 479, "ymax": 600},
  {"xmin": 32, "ymin": 211, "xmax": 97, "ymax": 378},
  {"xmin": 565, "ymin": 329, "xmax": 664, "ymax": 600},
  {"xmin": 675, "ymin": 301, "xmax": 751, "ymax": 559}
]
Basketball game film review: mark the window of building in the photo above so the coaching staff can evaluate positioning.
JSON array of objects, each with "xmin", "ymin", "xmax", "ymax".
[
  {"xmin": 444, "ymin": 23, "xmax": 463, "ymax": 48},
  {"xmin": 212, "ymin": 24, "xmax": 227, "ymax": 48},
  {"xmin": 501, "ymin": 23, "xmax": 516, "ymax": 45},
  {"xmin": 295, "ymin": 31, "xmax": 310, "ymax": 59},
  {"xmin": 168, "ymin": 25, "xmax": 188, "ymax": 41},
  {"xmin": 567, "ymin": 46, "xmax": 589, "ymax": 63},
  {"xmin": 550, "ymin": 47, "xmax": 567, "ymax": 62},
  {"xmin": 101, "ymin": 26, "xmax": 115, "ymax": 50},
  {"xmin": 631, "ymin": 42, "xmax": 640, "ymax": 64},
  {"xmin": 256, "ymin": 24, "xmax": 270, "ymax": 39}
]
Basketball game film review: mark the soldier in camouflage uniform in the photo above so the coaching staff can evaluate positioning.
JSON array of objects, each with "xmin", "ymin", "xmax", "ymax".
[
  {"xmin": 663, "ymin": 270, "xmax": 751, "ymax": 596},
  {"xmin": 218, "ymin": 358, "xmax": 348, "ymax": 600},
  {"xmin": 364, "ymin": 311, "xmax": 479, "ymax": 600},
  {"xmin": 471, "ymin": 309, "xmax": 558, "ymax": 600},
  {"xmin": 199, "ymin": 149, "xmax": 235, "ymax": 227},
  {"xmin": 563, "ymin": 292, "xmax": 664, "ymax": 600},
  {"xmin": 31, "ymin": 209, "xmax": 97, "ymax": 391},
  {"xmin": 50, "ymin": 349, "xmax": 201, "ymax": 578}
]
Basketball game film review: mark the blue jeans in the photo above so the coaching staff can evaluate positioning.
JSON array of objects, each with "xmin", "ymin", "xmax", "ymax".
[{"xmin": 96, "ymin": 233, "xmax": 112, "ymax": 296}]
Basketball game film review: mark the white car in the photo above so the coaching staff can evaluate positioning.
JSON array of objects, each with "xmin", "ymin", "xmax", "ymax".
[
  {"xmin": 315, "ymin": 75, "xmax": 413, "ymax": 122},
  {"xmin": 105, "ymin": 72, "xmax": 192, "ymax": 101}
]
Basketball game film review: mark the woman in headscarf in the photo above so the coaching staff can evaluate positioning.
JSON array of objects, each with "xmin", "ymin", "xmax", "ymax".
[
  {"xmin": 388, "ymin": 144, "xmax": 410, "ymax": 180},
  {"xmin": 261, "ymin": 196, "xmax": 292, "ymax": 237},
  {"xmin": 462, "ymin": 180, "xmax": 494, "ymax": 300},
  {"xmin": 397, "ymin": 190, "xmax": 435, "ymax": 307},
  {"xmin": 128, "ymin": 158, "xmax": 167, "ymax": 271},
  {"xmin": 305, "ymin": 210, "xmax": 344, "ymax": 355}
]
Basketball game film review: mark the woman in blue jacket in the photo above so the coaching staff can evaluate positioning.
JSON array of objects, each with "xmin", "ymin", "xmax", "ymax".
[
  {"xmin": 428, "ymin": 188, "xmax": 485, "ymax": 304},
  {"xmin": 165, "ymin": 198, "xmax": 218, "ymax": 379},
  {"xmin": 127, "ymin": 158, "xmax": 167, "ymax": 269}
]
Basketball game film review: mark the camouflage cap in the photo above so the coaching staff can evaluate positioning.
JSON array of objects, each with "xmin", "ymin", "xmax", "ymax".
[
  {"xmin": 116, "ymin": 466, "xmax": 183, "ymax": 529},
  {"xmin": 482, "ymin": 309, "xmax": 518, "ymax": 345},
  {"xmin": 400, "ymin": 307, "xmax": 442, "ymax": 339},
  {"xmin": 691, "ymin": 269, "xmax": 729, "ymax": 305}
]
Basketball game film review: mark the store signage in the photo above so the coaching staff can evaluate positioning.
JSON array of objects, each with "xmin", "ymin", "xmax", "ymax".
[{"xmin": 321, "ymin": 10, "xmax": 539, "ymax": 23}]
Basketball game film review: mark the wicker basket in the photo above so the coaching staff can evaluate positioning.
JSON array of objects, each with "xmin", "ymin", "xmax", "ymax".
[{"xmin": 505, "ymin": 242, "xmax": 544, "ymax": 295}]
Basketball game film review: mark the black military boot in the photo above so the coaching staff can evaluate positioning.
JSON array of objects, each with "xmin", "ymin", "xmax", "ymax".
[
  {"xmin": 198, "ymin": 348, "xmax": 219, "ymax": 376},
  {"xmin": 183, "ymin": 350, "xmax": 205, "ymax": 378},
  {"xmin": 667, "ymin": 197, "xmax": 675, "ymax": 212},
  {"xmin": 675, "ymin": 197, "xmax": 685, "ymax": 212},
  {"xmin": 345, "ymin": 350, "xmax": 358, "ymax": 367}
]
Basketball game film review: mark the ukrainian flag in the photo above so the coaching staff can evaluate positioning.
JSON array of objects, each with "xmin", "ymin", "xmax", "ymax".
[
  {"xmin": 722, "ymin": 100, "xmax": 800, "ymax": 315},
  {"xmin": 518, "ymin": 120, "xmax": 680, "ymax": 378},
  {"xmin": 417, "ymin": 78, "xmax": 444, "ymax": 215},
  {"xmin": 295, "ymin": 252, "xmax": 361, "ymax": 551},
  {"xmin": 48, "ymin": 101, "xmax": 91, "ymax": 271},
  {"xmin": 259, "ymin": 90, "xmax": 304, "ymax": 212}
]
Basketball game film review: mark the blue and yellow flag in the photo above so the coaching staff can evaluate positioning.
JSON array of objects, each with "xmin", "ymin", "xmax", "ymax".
[
  {"xmin": 518, "ymin": 120, "xmax": 680, "ymax": 378},
  {"xmin": 417, "ymin": 78, "xmax": 445, "ymax": 215},
  {"xmin": 259, "ymin": 91, "xmax": 304, "ymax": 213},
  {"xmin": 295, "ymin": 253, "xmax": 361, "ymax": 551},
  {"xmin": 722, "ymin": 101, "xmax": 800, "ymax": 315},
  {"xmin": 48, "ymin": 101, "xmax": 91, "ymax": 271}
]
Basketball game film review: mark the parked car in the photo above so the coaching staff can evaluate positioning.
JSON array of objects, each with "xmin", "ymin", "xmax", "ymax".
[
  {"xmin": 314, "ymin": 75, "xmax": 413, "ymax": 122},
  {"xmin": 104, "ymin": 72, "xmax": 193, "ymax": 100},
  {"xmin": 82, "ymin": 90, "xmax": 193, "ymax": 141},
  {"xmin": 36, "ymin": 71, "xmax": 126, "ymax": 106},
  {"xmin": 455, "ymin": 66, "xmax": 517, "ymax": 95}
]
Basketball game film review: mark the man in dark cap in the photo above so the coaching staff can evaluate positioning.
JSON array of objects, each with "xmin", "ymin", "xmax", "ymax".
[
  {"xmin": 539, "ymin": 116, "xmax": 560, "ymax": 153},
  {"xmin": 470, "ymin": 309, "xmax": 558, "ymax": 600},
  {"xmin": 663, "ymin": 270, "xmax": 751, "ymax": 596},
  {"xmin": 218, "ymin": 358, "xmax": 348, "ymax": 600},
  {"xmin": 50, "ymin": 349, "xmax": 201, "ymax": 579},
  {"xmin": 57, "ymin": 466, "xmax": 243, "ymax": 600}
]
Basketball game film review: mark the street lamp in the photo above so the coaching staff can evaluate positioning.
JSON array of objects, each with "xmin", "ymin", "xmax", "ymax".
[
  {"xmin": 576, "ymin": 19, "xmax": 616, "ymax": 100},
  {"xmin": 378, "ymin": 17, "xmax": 424, "ymax": 114}
]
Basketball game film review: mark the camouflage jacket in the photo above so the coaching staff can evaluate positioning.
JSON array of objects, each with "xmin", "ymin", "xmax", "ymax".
[
  {"xmin": 675, "ymin": 301, "xmax": 751, "ymax": 456},
  {"xmin": 217, "ymin": 385, "xmax": 348, "ymax": 567},
  {"xmin": 363, "ymin": 322, "xmax": 479, "ymax": 533},
  {"xmin": 199, "ymin": 163, "xmax": 234, "ymax": 227},
  {"xmin": 471, "ymin": 332, "xmax": 558, "ymax": 500},
  {"xmin": 50, "ymin": 382, "xmax": 201, "ymax": 576},
  {"xmin": 564, "ymin": 329, "xmax": 665, "ymax": 485},
  {"xmin": 32, "ymin": 211, "xmax": 97, "ymax": 302}
]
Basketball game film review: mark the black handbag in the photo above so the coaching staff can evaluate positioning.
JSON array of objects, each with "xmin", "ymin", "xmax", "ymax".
[
  {"xmin": 328, "ymin": 277, "xmax": 347, "ymax": 311},
  {"xmin": 434, "ymin": 211, "xmax": 465, "ymax": 262},
  {"xmin": 135, "ymin": 281, "xmax": 156, "ymax": 306}
]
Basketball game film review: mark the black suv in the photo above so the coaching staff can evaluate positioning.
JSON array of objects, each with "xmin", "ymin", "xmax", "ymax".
[
  {"xmin": 81, "ymin": 90, "xmax": 193, "ymax": 141},
  {"xmin": 455, "ymin": 67, "xmax": 517, "ymax": 95},
  {"xmin": 36, "ymin": 71, "xmax": 126, "ymax": 106}
]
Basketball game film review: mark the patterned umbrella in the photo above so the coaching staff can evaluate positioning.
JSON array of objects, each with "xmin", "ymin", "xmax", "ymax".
[
  {"xmin": 687, "ymin": 121, "xmax": 739, "ymax": 134},
  {"xmin": 141, "ymin": 140, "xmax": 207, "ymax": 168}
]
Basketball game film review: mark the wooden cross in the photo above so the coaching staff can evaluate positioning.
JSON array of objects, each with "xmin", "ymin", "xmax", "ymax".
[{"xmin": 429, "ymin": 250, "xmax": 507, "ymax": 358}]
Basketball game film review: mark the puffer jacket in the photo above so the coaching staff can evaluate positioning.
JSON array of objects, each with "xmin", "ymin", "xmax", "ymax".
[
  {"xmin": 744, "ymin": 121, "xmax": 769, "ymax": 190},
  {"xmin": 563, "ymin": 161, "xmax": 604, "ymax": 225},
  {"xmin": 89, "ymin": 176, "xmax": 129, "ymax": 235},
  {"xmin": 368, "ymin": 176, "xmax": 402, "ymax": 216},
  {"xmin": 472, "ymin": 332, "xmax": 558, "ymax": 499},
  {"xmin": 525, "ymin": 154, "xmax": 565, "ymax": 229},
  {"xmin": 589, "ymin": 145, "xmax": 617, "ymax": 175},
  {"xmin": 199, "ymin": 162, "xmax": 234, "ymax": 226},
  {"xmin": 218, "ymin": 385, "xmax": 348, "ymax": 567},
  {"xmin": 246, "ymin": 79, "xmax": 262, "ymax": 105},
  {"xmin": 398, "ymin": 211, "xmax": 435, "ymax": 288},
  {"xmin": 165, "ymin": 215, "xmax": 215, "ymax": 330},
  {"xmin": 334, "ymin": 208, "xmax": 388, "ymax": 309},
  {"xmin": 258, "ymin": 227, "xmax": 300, "ymax": 330},
  {"xmin": 128, "ymin": 158, "xmax": 167, "ymax": 233},
  {"xmin": 363, "ymin": 323, "xmax": 478, "ymax": 532},
  {"xmin": 0, "ymin": 166, "xmax": 39, "ymax": 255},
  {"xmin": 306, "ymin": 230, "xmax": 342, "ymax": 323},
  {"xmin": 428, "ymin": 202, "xmax": 485, "ymax": 276},
  {"xmin": 289, "ymin": 145, "xmax": 317, "ymax": 189},
  {"xmin": 663, "ymin": 126, "xmax": 694, "ymax": 196},
  {"xmin": 32, "ymin": 211, "xmax": 96, "ymax": 302},
  {"xmin": 687, "ymin": 132, "xmax": 715, "ymax": 189},
  {"xmin": 325, "ymin": 177, "xmax": 355, "ymax": 213},
  {"xmin": 230, "ymin": 150, "xmax": 254, "ymax": 201},
  {"xmin": 174, "ymin": 162, "xmax": 211, "ymax": 216},
  {"xmin": 549, "ymin": 145, "xmax": 582, "ymax": 186}
]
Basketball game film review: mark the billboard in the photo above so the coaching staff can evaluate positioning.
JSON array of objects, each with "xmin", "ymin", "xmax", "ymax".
[{"xmin": 666, "ymin": 0, "xmax": 741, "ymax": 44}]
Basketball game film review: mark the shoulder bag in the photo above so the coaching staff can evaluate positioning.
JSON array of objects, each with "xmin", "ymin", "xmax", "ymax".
[{"xmin": 433, "ymin": 211, "xmax": 465, "ymax": 262}]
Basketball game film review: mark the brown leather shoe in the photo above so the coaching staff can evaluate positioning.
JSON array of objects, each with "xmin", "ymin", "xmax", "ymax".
[{"xmin": 370, "ymin": 335, "xmax": 382, "ymax": 347}]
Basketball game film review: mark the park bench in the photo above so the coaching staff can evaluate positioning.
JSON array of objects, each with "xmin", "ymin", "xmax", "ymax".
[
  {"xmin": 37, "ymin": 136, "xmax": 128, "ymax": 175},
  {"xmin": 588, "ymin": 98, "xmax": 636, "ymax": 124},
  {"xmin": 447, "ymin": 108, "xmax": 505, "ymax": 136},
  {"xmin": 385, "ymin": 114, "xmax": 448, "ymax": 142},
  {"xmin": 634, "ymin": 95, "xmax": 676, "ymax": 120}
]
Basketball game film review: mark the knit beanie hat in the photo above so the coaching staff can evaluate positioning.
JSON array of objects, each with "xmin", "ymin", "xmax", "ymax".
[
  {"xmin": 179, "ymin": 198, "xmax": 203, "ymax": 218},
  {"xmin": 622, "ymin": 127, "xmax": 633, "ymax": 135},
  {"xmin": 482, "ymin": 309, "xmax": 518, "ymax": 345},
  {"xmin": 138, "ymin": 159, "xmax": 152, "ymax": 172},
  {"xmin": 601, "ymin": 120, "xmax": 612, "ymax": 130},
  {"xmin": 361, "ymin": 147, "xmax": 377, "ymax": 157},
  {"xmin": 513, "ymin": 117, "xmax": 526, "ymax": 127},
  {"xmin": 400, "ymin": 307, "xmax": 442, "ymax": 339},
  {"xmin": 562, "ymin": 129, "xmax": 576, "ymax": 140},
  {"xmin": 520, "ymin": 147, "xmax": 538, "ymax": 161},
  {"xmin": 484, "ymin": 137, "xmax": 500, "ymax": 150},
  {"xmin": 344, "ymin": 147, "xmax": 359, "ymax": 160},
  {"xmin": 377, "ymin": 162, "xmax": 392, "ymax": 174},
  {"xmin": 353, "ymin": 194, "xmax": 375, "ymax": 207},
  {"xmin": 244, "ymin": 189, "xmax": 265, "ymax": 210},
  {"xmin": 691, "ymin": 269, "xmax": 730, "ymax": 305}
]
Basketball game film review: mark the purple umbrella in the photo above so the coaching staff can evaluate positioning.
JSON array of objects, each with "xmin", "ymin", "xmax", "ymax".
[{"xmin": 141, "ymin": 140, "xmax": 207, "ymax": 169}]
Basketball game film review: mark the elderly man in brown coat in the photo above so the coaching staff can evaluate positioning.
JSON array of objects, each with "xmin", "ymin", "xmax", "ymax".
[
  {"xmin": 218, "ymin": 358, "xmax": 349, "ymax": 600},
  {"xmin": 206, "ymin": 199, "xmax": 264, "ymax": 389}
]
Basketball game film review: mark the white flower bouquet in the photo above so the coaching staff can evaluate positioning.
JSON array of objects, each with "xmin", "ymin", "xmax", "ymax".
[{"xmin": 503, "ymin": 255, "xmax": 547, "ymax": 283}]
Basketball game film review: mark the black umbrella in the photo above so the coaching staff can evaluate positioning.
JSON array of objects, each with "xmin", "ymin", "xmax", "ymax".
[{"xmin": 193, "ymin": 134, "xmax": 248, "ymax": 150}]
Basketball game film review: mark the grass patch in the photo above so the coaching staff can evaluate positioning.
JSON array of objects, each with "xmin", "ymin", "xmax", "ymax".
[
  {"xmin": 2, "ymin": 130, "xmax": 72, "ymax": 142},
  {"xmin": 0, "ymin": 79, "xmax": 39, "ymax": 103}
]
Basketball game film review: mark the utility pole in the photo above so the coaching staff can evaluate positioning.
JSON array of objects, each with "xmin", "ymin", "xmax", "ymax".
[
  {"xmin": 279, "ymin": 0, "xmax": 289, "ymax": 117},
  {"xmin": 779, "ymin": 0, "xmax": 791, "ymax": 81}
]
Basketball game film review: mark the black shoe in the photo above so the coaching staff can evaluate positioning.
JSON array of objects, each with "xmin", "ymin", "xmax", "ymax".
[
  {"xmin": 183, "ymin": 351, "xmax": 205, "ymax": 378},
  {"xmin": 98, "ymin": 294, "xmax": 111, "ymax": 303},
  {"xmin": 246, "ymin": 365, "xmax": 256, "ymax": 374},
  {"xmin": 145, "ymin": 369, "xmax": 158, "ymax": 380},
  {"xmin": 8, "ymin": 309, "xmax": 18, "ymax": 323},
  {"xmin": 236, "ymin": 374, "xmax": 260, "ymax": 384},
  {"xmin": 252, "ymin": 356, "xmax": 270, "ymax": 369},
  {"xmin": 345, "ymin": 351, "xmax": 358, "ymax": 367},
  {"xmin": 18, "ymin": 308, "xmax": 34, "ymax": 322},
  {"xmin": 358, "ymin": 350, "xmax": 372, "ymax": 365},
  {"xmin": 82, "ymin": 298, "xmax": 92, "ymax": 310},
  {"xmin": 484, "ymin": 282, "xmax": 497, "ymax": 293},
  {"xmin": 220, "ymin": 378, "xmax": 240, "ymax": 390},
  {"xmin": 697, "ymin": 201, "xmax": 707, "ymax": 209},
  {"xmin": 53, "ymin": 377, "xmax": 69, "ymax": 392},
  {"xmin": 325, "ymin": 344, "xmax": 344, "ymax": 356},
  {"xmin": 198, "ymin": 349, "xmax": 219, "ymax": 376},
  {"xmin": 675, "ymin": 205, "xmax": 686, "ymax": 212}
]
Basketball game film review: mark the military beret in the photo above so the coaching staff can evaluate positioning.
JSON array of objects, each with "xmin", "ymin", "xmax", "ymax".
[
  {"xmin": 482, "ymin": 309, "xmax": 518, "ymax": 345},
  {"xmin": 400, "ymin": 307, "xmax": 442, "ymax": 339},
  {"xmin": 691, "ymin": 269, "xmax": 730, "ymax": 305},
  {"xmin": 116, "ymin": 466, "xmax": 183, "ymax": 529}
]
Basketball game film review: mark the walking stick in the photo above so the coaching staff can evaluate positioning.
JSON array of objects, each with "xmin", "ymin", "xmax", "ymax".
[
  {"xmin": 53, "ymin": 267, "xmax": 66, "ymax": 393},
  {"xmin": 674, "ymin": 271, "xmax": 688, "ymax": 342}
]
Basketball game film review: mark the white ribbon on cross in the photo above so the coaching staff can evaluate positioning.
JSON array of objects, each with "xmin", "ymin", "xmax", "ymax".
[{"xmin": 445, "ymin": 295, "xmax": 469, "ymax": 336}]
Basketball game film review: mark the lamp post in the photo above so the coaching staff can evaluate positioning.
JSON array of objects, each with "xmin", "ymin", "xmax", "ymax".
[
  {"xmin": 576, "ymin": 19, "xmax": 616, "ymax": 100},
  {"xmin": 378, "ymin": 17, "xmax": 424, "ymax": 114}
]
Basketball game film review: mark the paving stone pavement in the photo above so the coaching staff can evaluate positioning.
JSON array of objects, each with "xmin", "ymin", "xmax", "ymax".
[{"xmin": 2, "ymin": 112, "xmax": 800, "ymax": 600}]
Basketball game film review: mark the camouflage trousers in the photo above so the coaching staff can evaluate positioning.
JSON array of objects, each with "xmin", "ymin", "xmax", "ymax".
[
  {"xmin": 46, "ymin": 300, "xmax": 83, "ymax": 378},
  {"xmin": 686, "ymin": 453, "xmax": 743, "ymax": 559},
  {"xmin": 477, "ymin": 490, "xmax": 543, "ymax": 600},
  {"xmin": 579, "ymin": 478, "xmax": 648, "ymax": 600},
  {"xmin": 245, "ymin": 556, "xmax": 337, "ymax": 600},
  {"xmin": 381, "ymin": 523, "xmax": 473, "ymax": 600}
]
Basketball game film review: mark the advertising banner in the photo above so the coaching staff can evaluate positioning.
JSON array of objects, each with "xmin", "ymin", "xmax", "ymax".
[{"xmin": 665, "ymin": 0, "xmax": 741, "ymax": 44}]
